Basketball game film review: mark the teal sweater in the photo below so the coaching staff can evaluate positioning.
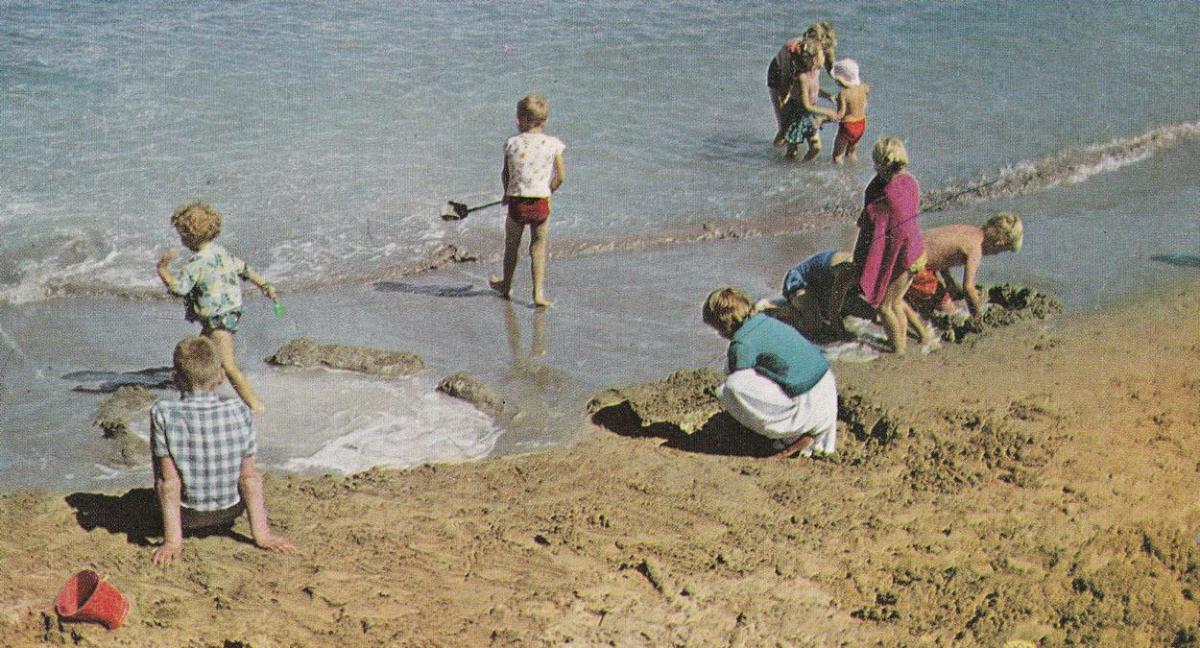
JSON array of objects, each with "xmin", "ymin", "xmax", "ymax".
[{"xmin": 727, "ymin": 314, "xmax": 829, "ymax": 397}]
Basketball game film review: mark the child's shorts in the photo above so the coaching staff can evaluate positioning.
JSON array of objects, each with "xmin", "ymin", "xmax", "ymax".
[
  {"xmin": 202, "ymin": 310, "xmax": 242, "ymax": 333},
  {"xmin": 182, "ymin": 500, "xmax": 245, "ymax": 531},
  {"xmin": 907, "ymin": 268, "xmax": 952, "ymax": 311},
  {"xmin": 783, "ymin": 106, "xmax": 818, "ymax": 144},
  {"xmin": 837, "ymin": 119, "xmax": 867, "ymax": 145},
  {"xmin": 507, "ymin": 197, "xmax": 550, "ymax": 226}
]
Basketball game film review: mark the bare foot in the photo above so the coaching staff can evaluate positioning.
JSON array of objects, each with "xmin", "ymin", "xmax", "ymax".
[
  {"xmin": 772, "ymin": 435, "xmax": 815, "ymax": 459},
  {"xmin": 533, "ymin": 296, "xmax": 552, "ymax": 309},
  {"xmin": 802, "ymin": 146, "xmax": 821, "ymax": 162},
  {"xmin": 488, "ymin": 275, "xmax": 512, "ymax": 299},
  {"xmin": 249, "ymin": 402, "xmax": 267, "ymax": 415}
]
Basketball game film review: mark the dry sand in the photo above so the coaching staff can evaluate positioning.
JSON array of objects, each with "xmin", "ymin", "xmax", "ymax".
[{"xmin": 2, "ymin": 277, "xmax": 1198, "ymax": 647}]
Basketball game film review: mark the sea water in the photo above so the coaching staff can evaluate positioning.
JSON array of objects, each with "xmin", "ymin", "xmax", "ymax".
[{"xmin": 0, "ymin": 1, "xmax": 1197, "ymax": 490}]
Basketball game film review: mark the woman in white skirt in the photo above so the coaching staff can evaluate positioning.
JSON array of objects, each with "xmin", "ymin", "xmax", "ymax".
[{"xmin": 703, "ymin": 287, "xmax": 838, "ymax": 457}]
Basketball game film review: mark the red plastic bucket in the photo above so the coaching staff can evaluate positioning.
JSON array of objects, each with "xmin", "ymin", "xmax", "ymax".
[{"xmin": 54, "ymin": 569, "xmax": 130, "ymax": 630}]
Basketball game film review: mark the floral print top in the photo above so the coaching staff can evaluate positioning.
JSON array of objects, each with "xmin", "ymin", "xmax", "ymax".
[
  {"xmin": 504, "ymin": 132, "xmax": 565, "ymax": 198},
  {"xmin": 168, "ymin": 243, "xmax": 250, "ymax": 319}
]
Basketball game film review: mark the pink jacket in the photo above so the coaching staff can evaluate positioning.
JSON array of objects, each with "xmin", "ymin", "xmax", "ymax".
[{"xmin": 855, "ymin": 172, "xmax": 924, "ymax": 308}]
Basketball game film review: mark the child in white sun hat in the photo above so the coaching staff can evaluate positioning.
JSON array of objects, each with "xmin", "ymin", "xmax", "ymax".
[{"xmin": 831, "ymin": 58, "xmax": 870, "ymax": 164}]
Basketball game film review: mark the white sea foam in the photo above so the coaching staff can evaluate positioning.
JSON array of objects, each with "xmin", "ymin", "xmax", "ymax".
[
  {"xmin": 280, "ymin": 391, "xmax": 502, "ymax": 475},
  {"xmin": 242, "ymin": 369, "xmax": 502, "ymax": 475}
]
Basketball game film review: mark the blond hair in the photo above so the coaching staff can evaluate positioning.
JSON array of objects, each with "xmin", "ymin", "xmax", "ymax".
[
  {"xmin": 804, "ymin": 21, "xmax": 837, "ymax": 60},
  {"xmin": 171, "ymin": 201, "xmax": 222, "ymax": 247},
  {"xmin": 983, "ymin": 211, "xmax": 1024, "ymax": 252},
  {"xmin": 872, "ymin": 136, "xmax": 909, "ymax": 174},
  {"xmin": 794, "ymin": 37, "xmax": 824, "ymax": 72},
  {"xmin": 173, "ymin": 336, "xmax": 222, "ymax": 391},
  {"xmin": 702, "ymin": 287, "xmax": 754, "ymax": 338},
  {"xmin": 517, "ymin": 95, "xmax": 550, "ymax": 129}
]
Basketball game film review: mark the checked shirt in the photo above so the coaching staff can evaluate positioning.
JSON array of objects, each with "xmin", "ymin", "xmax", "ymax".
[{"xmin": 151, "ymin": 391, "xmax": 256, "ymax": 511}]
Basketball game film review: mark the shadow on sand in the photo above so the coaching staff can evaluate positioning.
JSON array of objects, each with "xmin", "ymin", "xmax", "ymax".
[
  {"xmin": 62, "ymin": 367, "xmax": 174, "ymax": 394},
  {"xmin": 373, "ymin": 281, "xmax": 495, "ymax": 298},
  {"xmin": 64, "ymin": 489, "xmax": 252, "ymax": 548},
  {"xmin": 591, "ymin": 402, "xmax": 777, "ymax": 458}
]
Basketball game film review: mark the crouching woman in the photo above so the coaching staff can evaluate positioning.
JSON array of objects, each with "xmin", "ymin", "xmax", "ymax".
[{"xmin": 702, "ymin": 287, "xmax": 838, "ymax": 457}]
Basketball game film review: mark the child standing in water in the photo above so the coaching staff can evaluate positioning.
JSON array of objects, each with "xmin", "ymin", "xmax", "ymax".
[
  {"xmin": 780, "ymin": 39, "xmax": 839, "ymax": 161},
  {"xmin": 157, "ymin": 202, "xmax": 276, "ymax": 412},
  {"xmin": 489, "ymin": 94, "xmax": 565, "ymax": 308},
  {"xmin": 852, "ymin": 137, "xmax": 931, "ymax": 354},
  {"xmin": 768, "ymin": 21, "xmax": 837, "ymax": 143},
  {"xmin": 830, "ymin": 59, "xmax": 869, "ymax": 164}
]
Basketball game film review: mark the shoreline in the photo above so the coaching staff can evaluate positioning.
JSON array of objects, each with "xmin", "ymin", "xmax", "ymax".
[
  {"xmin": 0, "ymin": 215, "xmax": 1194, "ymax": 491},
  {"xmin": 9, "ymin": 118, "xmax": 1197, "ymax": 307},
  {"xmin": 2, "ymin": 275, "xmax": 1197, "ymax": 645}
]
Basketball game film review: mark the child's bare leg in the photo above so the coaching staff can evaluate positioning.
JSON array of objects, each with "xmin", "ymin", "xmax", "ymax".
[
  {"xmin": 802, "ymin": 134, "xmax": 822, "ymax": 162},
  {"xmin": 831, "ymin": 134, "xmax": 849, "ymax": 164},
  {"xmin": 880, "ymin": 272, "xmax": 916, "ymax": 354},
  {"xmin": 489, "ymin": 217, "xmax": 524, "ymax": 299},
  {"xmin": 846, "ymin": 141, "xmax": 859, "ymax": 162},
  {"xmin": 902, "ymin": 301, "xmax": 933, "ymax": 343},
  {"xmin": 785, "ymin": 143, "xmax": 798, "ymax": 159},
  {"xmin": 529, "ymin": 220, "xmax": 551, "ymax": 308},
  {"xmin": 207, "ymin": 328, "xmax": 264, "ymax": 412},
  {"xmin": 878, "ymin": 301, "xmax": 905, "ymax": 355}
]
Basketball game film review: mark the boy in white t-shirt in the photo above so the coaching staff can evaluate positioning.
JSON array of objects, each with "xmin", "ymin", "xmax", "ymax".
[{"xmin": 488, "ymin": 94, "xmax": 565, "ymax": 308}]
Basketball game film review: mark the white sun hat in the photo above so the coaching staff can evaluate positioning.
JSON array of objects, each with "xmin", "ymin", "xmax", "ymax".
[{"xmin": 832, "ymin": 58, "xmax": 861, "ymax": 86}]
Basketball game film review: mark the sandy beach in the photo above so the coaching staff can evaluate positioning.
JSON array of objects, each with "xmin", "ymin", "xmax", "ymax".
[
  {"xmin": 2, "ymin": 3, "xmax": 1198, "ymax": 646},
  {"xmin": 1, "ymin": 269, "xmax": 1196, "ymax": 646}
]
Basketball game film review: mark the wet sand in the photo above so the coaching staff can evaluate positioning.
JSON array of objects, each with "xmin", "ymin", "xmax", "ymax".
[{"xmin": 1, "ymin": 271, "xmax": 1197, "ymax": 646}]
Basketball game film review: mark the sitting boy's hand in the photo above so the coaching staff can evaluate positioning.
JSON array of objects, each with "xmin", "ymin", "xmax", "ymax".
[
  {"xmin": 255, "ymin": 534, "xmax": 297, "ymax": 554},
  {"xmin": 152, "ymin": 541, "xmax": 182, "ymax": 565}
]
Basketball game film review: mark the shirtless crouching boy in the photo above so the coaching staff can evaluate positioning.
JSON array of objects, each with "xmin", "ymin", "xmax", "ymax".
[{"xmin": 908, "ymin": 212, "xmax": 1024, "ymax": 318}]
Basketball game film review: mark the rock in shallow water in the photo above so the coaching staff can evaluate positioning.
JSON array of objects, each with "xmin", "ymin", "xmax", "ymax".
[
  {"xmin": 437, "ymin": 372, "xmax": 503, "ymax": 417},
  {"xmin": 266, "ymin": 337, "xmax": 426, "ymax": 377}
]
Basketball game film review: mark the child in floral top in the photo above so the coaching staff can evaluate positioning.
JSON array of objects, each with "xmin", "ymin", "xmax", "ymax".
[
  {"xmin": 489, "ymin": 94, "xmax": 565, "ymax": 308},
  {"xmin": 157, "ymin": 202, "xmax": 276, "ymax": 412}
]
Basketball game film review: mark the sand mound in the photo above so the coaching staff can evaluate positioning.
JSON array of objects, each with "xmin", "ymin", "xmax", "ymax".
[
  {"xmin": 587, "ymin": 368, "xmax": 724, "ymax": 436},
  {"xmin": 92, "ymin": 386, "xmax": 156, "ymax": 467},
  {"xmin": 932, "ymin": 284, "xmax": 1063, "ymax": 343}
]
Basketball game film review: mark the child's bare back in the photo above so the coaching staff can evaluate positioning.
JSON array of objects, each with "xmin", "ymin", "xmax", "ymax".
[
  {"xmin": 837, "ymin": 83, "xmax": 869, "ymax": 122},
  {"xmin": 831, "ymin": 59, "xmax": 869, "ymax": 164},
  {"xmin": 915, "ymin": 213, "xmax": 1024, "ymax": 317}
]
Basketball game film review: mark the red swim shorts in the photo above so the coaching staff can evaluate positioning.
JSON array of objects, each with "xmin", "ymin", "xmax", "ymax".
[
  {"xmin": 837, "ymin": 119, "xmax": 867, "ymax": 145},
  {"xmin": 906, "ymin": 268, "xmax": 952, "ymax": 311},
  {"xmin": 507, "ymin": 197, "xmax": 550, "ymax": 226}
]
